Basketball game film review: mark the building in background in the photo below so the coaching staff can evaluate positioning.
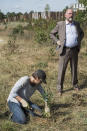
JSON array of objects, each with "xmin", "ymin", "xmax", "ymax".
[{"xmin": 72, "ymin": 2, "xmax": 86, "ymax": 12}]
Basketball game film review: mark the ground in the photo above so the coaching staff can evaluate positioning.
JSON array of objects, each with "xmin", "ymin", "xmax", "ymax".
[{"xmin": 0, "ymin": 22, "xmax": 87, "ymax": 131}]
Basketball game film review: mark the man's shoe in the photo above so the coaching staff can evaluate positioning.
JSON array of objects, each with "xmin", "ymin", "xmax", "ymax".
[{"xmin": 58, "ymin": 91, "xmax": 62, "ymax": 96}]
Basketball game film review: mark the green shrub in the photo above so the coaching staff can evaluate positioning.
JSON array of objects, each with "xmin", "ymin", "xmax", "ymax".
[
  {"xmin": 33, "ymin": 19, "xmax": 56, "ymax": 44},
  {"xmin": 33, "ymin": 19, "xmax": 48, "ymax": 29},
  {"xmin": 74, "ymin": 10, "xmax": 86, "ymax": 23},
  {"xmin": 5, "ymin": 35, "xmax": 18, "ymax": 55},
  {"xmin": 35, "ymin": 30, "xmax": 48, "ymax": 44},
  {"xmin": 36, "ymin": 62, "xmax": 48, "ymax": 68},
  {"xmin": 49, "ymin": 48, "xmax": 56, "ymax": 56},
  {"xmin": 12, "ymin": 25, "xmax": 24, "ymax": 35}
]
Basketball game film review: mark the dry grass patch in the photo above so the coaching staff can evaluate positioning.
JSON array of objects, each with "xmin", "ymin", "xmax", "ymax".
[{"xmin": 0, "ymin": 22, "xmax": 87, "ymax": 131}]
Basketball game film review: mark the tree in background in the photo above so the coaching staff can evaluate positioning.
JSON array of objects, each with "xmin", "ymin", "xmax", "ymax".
[
  {"xmin": 45, "ymin": 4, "xmax": 50, "ymax": 12},
  {"xmin": 79, "ymin": 0, "xmax": 87, "ymax": 6},
  {"xmin": 77, "ymin": 0, "xmax": 87, "ymax": 24},
  {"xmin": 63, "ymin": 6, "xmax": 69, "ymax": 13},
  {"xmin": 0, "ymin": 10, "xmax": 5, "ymax": 22},
  {"xmin": 44, "ymin": 4, "xmax": 50, "ymax": 20},
  {"xmin": 7, "ymin": 12, "xmax": 16, "ymax": 18}
]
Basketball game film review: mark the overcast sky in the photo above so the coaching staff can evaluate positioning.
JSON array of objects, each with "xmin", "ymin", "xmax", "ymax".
[{"xmin": 0, "ymin": 0, "xmax": 77, "ymax": 13}]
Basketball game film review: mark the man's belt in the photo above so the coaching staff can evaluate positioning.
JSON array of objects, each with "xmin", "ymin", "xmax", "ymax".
[{"xmin": 64, "ymin": 46, "xmax": 78, "ymax": 50}]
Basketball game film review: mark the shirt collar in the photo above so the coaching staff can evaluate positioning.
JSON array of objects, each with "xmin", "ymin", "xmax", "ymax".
[{"xmin": 66, "ymin": 20, "xmax": 74, "ymax": 25}]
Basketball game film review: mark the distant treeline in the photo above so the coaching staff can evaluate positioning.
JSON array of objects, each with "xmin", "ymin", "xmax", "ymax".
[{"xmin": 0, "ymin": 11, "xmax": 68, "ymax": 23}]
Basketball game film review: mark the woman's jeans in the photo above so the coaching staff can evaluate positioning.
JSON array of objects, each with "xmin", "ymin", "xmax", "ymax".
[{"xmin": 8, "ymin": 101, "xmax": 27, "ymax": 124}]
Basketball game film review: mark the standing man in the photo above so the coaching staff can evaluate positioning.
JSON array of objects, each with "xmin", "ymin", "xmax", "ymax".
[
  {"xmin": 7, "ymin": 69, "xmax": 49, "ymax": 124},
  {"xmin": 50, "ymin": 9, "xmax": 84, "ymax": 96}
]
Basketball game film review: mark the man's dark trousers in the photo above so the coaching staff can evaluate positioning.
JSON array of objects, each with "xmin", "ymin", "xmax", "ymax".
[{"xmin": 57, "ymin": 46, "xmax": 78, "ymax": 92}]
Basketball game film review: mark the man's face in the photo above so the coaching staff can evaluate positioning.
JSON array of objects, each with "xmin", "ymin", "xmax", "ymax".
[
  {"xmin": 29, "ymin": 76, "xmax": 42, "ymax": 86},
  {"xmin": 33, "ymin": 77, "xmax": 42, "ymax": 85},
  {"xmin": 65, "ymin": 9, "xmax": 73, "ymax": 22}
]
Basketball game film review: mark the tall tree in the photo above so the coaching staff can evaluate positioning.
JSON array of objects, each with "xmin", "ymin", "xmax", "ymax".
[
  {"xmin": 0, "ymin": 10, "xmax": 4, "ymax": 21},
  {"xmin": 79, "ymin": 0, "xmax": 87, "ymax": 6},
  {"xmin": 45, "ymin": 4, "xmax": 50, "ymax": 12},
  {"xmin": 63, "ymin": 6, "xmax": 69, "ymax": 13}
]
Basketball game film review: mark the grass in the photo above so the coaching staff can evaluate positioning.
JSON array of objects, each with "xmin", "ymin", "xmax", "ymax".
[{"xmin": 0, "ymin": 22, "xmax": 87, "ymax": 131}]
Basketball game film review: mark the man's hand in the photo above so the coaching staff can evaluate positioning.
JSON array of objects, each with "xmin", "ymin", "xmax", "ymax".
[
  {"xmin": 57, "ymin": 40, "xmax": 61, "ymax": 46},
  {"xmin": 44, "ymin": 101, "xmax": 51, "ymax": 117},
  {"xmin": 45, "ymin": 103, "xmax": 50, "ymax": 113},
  {"xmin": 20, "ymin": 99, "xmax": 29, "ymax": 108}
]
